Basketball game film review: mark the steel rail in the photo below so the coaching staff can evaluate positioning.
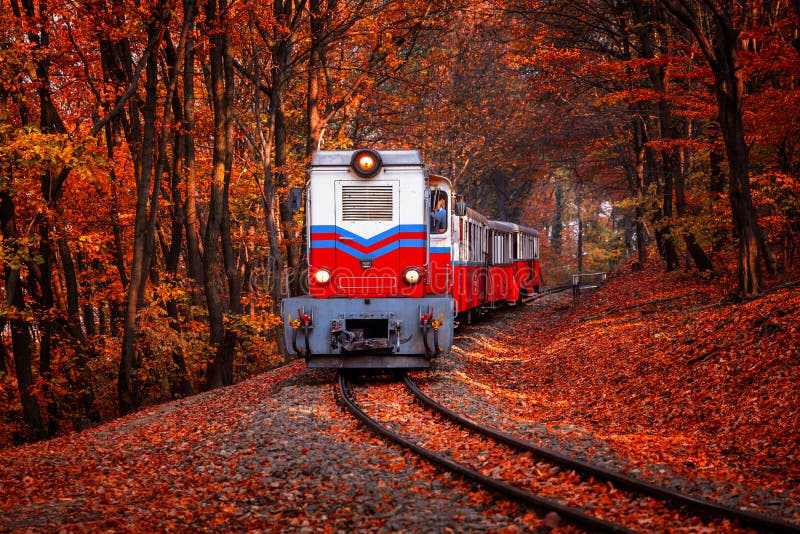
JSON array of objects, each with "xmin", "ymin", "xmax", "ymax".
[
  {"xmin": 337, "ymin": 373, "xmax": 636, "ymax": 534},
  {"xmin": 404, "ymin": 376, "xmax": 800, "ymax": 534},
  {"xmin": 523, "ymin": 285, "xmax": 572, "ymax": 303}
]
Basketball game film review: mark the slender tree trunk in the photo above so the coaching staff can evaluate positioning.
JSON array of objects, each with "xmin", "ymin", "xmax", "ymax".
[
  {"xmin": 162, "ymin": 23, "xmax": 195, "ymax": 399},
  {"xmin": 633, "ymin": 1, "xmax": 679, "ymax": 271},
  {"xmin": 675, "ymin": 144, "xmax": 713, "ymax": 272},
  {"xmin": 635, "ymin": 206, "xmax": 648, "ymax": 266},
  {"xmin": 656, "ymin": 91, "xmax": 679, "ymax": 271},
  {"xmin": 242, "ymin": 22, "xmax": 289, "ymax": 359},
  {"xmin": 273, "ymin": 3, "xmax": 302, "ymax": 297},
  {"xmin": 576, "ymin": 218, "xmax": 584, "ymax": 273},
  {"xmin": 204, "ymin": 0, "xmax": 237, "ymax": 389},
  {"xmin": 306, "ymin": 0, "xmax": 325, "ymax": 157},
  {"xmin": 0, "ymin": 190, "xmax": 44, "ymax": 439},
  {"xmin": 0, "ymin": 321, "xmax": 8, "ymax": 374},
  {"xmin": 220, "ymin": 190, "xmax": 240, "ymax": 385},
  {"xmin": 181, "ymin": 4, "xmax": 205, "ymax": 307},
  {"xmin": 576, "ymin": 174, "xmax": 584, "ymax": 273},
  {"xmin": 714, "ymin": 37, "xmax": 763, "ymax": 295},
  {"xmin": 632, "ymin": 116, "xmax": 649, "ymax": 266},
  {"xmin": 37, "ymin": 220, "xmax": 58, "ymax": 436},
  {"xmin": 661, "ymin": 154, "xmax": 679, "ymax": 270},
  {"xmin": 221, "ymin": 15, "xmax": 240, "ymax": 385},
  {"xmin": 551, "ymin": 179, "xmax": 564, "ymax": 256},
  {"xmin": 644, "ymin": 141, "xmax": 668, "ymax": 259},
  {"xmin": 119, "ymin": 5, "xmax": 169, "ymax": 414}
]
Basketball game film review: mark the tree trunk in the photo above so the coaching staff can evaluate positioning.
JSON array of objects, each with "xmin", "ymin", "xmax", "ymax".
[
  {"xmin": 714, "ymin": 36, "xmax": 763, "ymax": 296},
  {"xmin": 644, "ymin": 142, "xmax": 668, "ymax": 259},
  {"xmin": 551, "ymin": 179, "xmax": 564, "ymax": 256},
  {"xmin": 181, "ymin": 4, "xmax": 205, "ymax": 307},
  {"xmin": 0, "ymin": 321, "xmax": 9, "ymax": 374},
  {"xmin": 576, "ymin": 179, "xmax": 584, "ymax": 273},
  {"xmin": 119, "ymin": 5, "xmax": 169, "ymax": 414},
  {"xmin": 306, "ymin": 0, "xmax": 325, "ymax": 155},
  {"xmin": 635, "ymin": 206, "xmax": 648, "ymax": 266},
  {"xmin": 661, "ymin": 156, "xmax": 680, "ymax": 270},
  {"xmin": 675, "ymin": 143, "xmax": 713, "ymax": 272},
  {"xmin": 37, "ymin": 220, "xmax": 59, "ymax": 436},
  {"xmin": 161, "ymin": 10, "xmax": 196, "ymax": 399},
  {"xmin": 220, "ymin": 193, "xmax": 241, "ymax": 386},
  {"xmin": 0, "ymin": 191, "xmax": 44, "ymax": 439},
  {"xmin": 632, "ymin": 1, "xmax": 679, "ymax": 271},
  {"xmin": 274, "ymin": 2, "xmax": 303, "ymax": 297},
  {"xmin": 203, "ymin": 0, "xmax": 237, "ymax": 389},
  {"xmin": 631, "ymin": 115, "xmax": 649, "ymax": 266}
]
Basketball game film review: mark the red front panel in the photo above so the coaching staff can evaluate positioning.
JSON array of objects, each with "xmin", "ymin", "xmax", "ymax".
[{"xmin": 308, "ymin": 226, "xmax": 426, "ymax": 298}]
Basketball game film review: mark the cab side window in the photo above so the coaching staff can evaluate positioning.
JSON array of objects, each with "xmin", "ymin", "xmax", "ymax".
[{"xmin": 430, "ymin": 190, "xmax": 447, "ymax": 234}]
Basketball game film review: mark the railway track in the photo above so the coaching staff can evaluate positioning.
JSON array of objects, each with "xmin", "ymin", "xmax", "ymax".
[{"xmin": 338, "ymin": 373, "xmax": 800, "ymax": 533}]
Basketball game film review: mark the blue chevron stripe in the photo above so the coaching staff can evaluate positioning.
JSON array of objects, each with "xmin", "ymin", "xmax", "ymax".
[
  {"xmin": 311, "ymin": 224, "xmax": 426, "ymax": 247},
  {"xmin": 314, "ymin": 239, "xmax": 427, "ymax": 260}
]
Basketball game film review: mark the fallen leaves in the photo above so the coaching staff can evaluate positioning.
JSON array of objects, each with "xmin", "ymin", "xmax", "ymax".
[
  {"xmin": 0, "ymin": 256, "xmax": 797, "ymax": 531},
  {"xmin": 454, "ymin": 256, "xmax": 800, "ymax": 522}
]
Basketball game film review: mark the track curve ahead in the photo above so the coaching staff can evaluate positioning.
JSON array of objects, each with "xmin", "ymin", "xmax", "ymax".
[
  {"xmin": 339, "ymin": 373, "xmax": 637, "ymax": 533},
  {"xmin": 403, "ymin": 375, "xmax": 800, "ymax": 534}
]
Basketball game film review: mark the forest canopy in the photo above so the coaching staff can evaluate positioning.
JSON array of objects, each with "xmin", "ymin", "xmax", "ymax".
[{"xmin": 1, "ymin": 0, "xmax": 798, "ymax": 443}]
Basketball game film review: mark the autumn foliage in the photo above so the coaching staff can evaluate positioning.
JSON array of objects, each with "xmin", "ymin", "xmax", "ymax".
[{"xmin": 0, "ymin": 0, "xmax": 799, "ymax": 445}]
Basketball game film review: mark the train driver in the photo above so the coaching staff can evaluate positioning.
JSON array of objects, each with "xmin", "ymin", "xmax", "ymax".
[{"xmin": 431, "ymin": 196, "xmax": 447, "ymax": 233}]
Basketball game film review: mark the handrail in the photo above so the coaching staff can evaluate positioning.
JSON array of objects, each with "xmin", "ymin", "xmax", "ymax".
[{"xmin": 571, "ymin": 272, "xmax": 608, "ymax": 300}]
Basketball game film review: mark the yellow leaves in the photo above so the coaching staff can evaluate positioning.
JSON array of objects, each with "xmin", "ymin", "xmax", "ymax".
[
  {"xmin": 0, "ymin": 122, "xmax": 106, "ymax": 196},
  {"xmin": 0, "ymin": 235, "xmax": 43, "ymax": 271}
]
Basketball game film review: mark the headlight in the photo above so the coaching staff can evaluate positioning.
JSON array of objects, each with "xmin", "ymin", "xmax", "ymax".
[
  {"xmin": 350, "ymin": 149, "xmax": 382, "ymax": 177},
  {"xmin": 403, "ymin": 267, "xmax": 422, "ymax": 285},
  {"xmin": 313, "ymin": 269, "xmax": 331, "ymax": 284}
]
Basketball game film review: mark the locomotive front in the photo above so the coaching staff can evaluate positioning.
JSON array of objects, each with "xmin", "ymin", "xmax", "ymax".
[{"xmin": 282, "ymin": 149, "xmax": 454, "ymax": 368}]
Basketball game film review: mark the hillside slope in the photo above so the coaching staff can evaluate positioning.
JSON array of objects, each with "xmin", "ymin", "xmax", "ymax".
[{"xmin": 448, "ymin": 257, "xmax": 799, "ymax": 522}]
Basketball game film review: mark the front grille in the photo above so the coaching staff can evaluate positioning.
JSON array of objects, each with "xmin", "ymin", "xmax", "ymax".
[{"xmin": 341, "ymin": 186, "xmax": 393, "ymax": 221}]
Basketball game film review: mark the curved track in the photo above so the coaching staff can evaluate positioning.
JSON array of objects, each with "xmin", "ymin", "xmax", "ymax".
[
  {"xmin": 339, "ymin": 373, "xmax": 800, "ymax": 533},
  {"xmin": 403, "ymin": 376, "xmax": 800, "ymax": 534},
  {"xmin": 338, "ymin": 373, "xmax": 634, "ymax": 533}
]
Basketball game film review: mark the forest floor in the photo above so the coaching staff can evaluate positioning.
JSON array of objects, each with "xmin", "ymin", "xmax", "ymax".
[{"xmin": 0, "ymin": 257, "xmax": 798, "ymax": 532}]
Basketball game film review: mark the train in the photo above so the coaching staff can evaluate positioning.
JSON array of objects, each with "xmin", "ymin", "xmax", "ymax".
[{"xmin": 282, "ymin": 149, "xmax": 540, "ymax": 369}]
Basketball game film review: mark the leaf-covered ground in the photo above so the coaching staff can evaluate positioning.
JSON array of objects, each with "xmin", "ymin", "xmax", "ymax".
[
  {"xmin": 1, "ymin": 258, "xmax": 797, "ymax": 532},
  {"xmin": 442, "ymin": 257, "xmax": 799, "ymax": 522}
]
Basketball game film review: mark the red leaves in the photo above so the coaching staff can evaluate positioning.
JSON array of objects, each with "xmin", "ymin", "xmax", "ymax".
[
  {"xmin": 1, "ymin": 257, "xmax": 798, "ymax": 530},
  {"xmin": 0, "ymin": 360, "xmax": 307, "ymax": 528},
  {"xmin": 458, "ymin": 256, "xmax": 800, "ymax": 522}
]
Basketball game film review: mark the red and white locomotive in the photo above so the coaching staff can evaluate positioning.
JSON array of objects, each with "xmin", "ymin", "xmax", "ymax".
[{"xmin": 283, "ymin": 149, "xmax": 540, "ymax": 368}]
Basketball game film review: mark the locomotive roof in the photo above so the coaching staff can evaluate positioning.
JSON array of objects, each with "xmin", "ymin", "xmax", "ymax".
[
  {"xmin": 489, "ymin": 220, "xmax": 539, "ymax": 236},
  {"xmin": 311, "ymin": 150, "xmax": 423, "ymax": 167}
]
